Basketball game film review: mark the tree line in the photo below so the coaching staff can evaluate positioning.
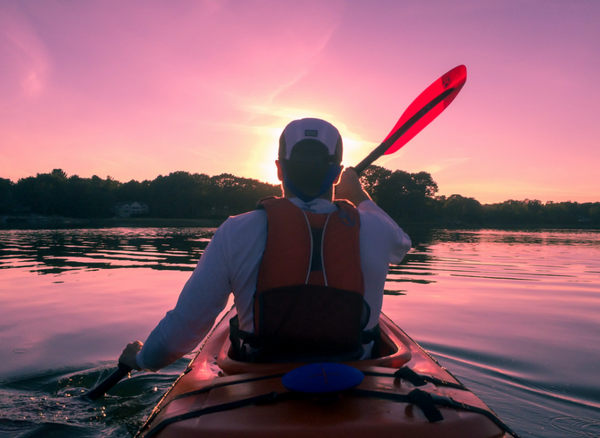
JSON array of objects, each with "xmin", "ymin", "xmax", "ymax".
[
  {"xmin": 1, "ymin": 167, "xmax": 599, "ymax": 227},
  {"xmin": 359, "ymin": 166, "xmax": 600, "ymax": 226},
  {"xmin": 0, "ymin": 169, "xmax": 280, "ymax": 219}
]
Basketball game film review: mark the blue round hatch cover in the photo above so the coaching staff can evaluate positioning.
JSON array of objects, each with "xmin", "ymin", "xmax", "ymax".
[{"xmin": 282, "ymin": 362, "xmax": 364, "ymax": 393}]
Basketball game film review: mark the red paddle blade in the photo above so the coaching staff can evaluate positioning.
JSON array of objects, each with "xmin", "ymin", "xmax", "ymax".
[{"xmin": 383, "ymin": 65, "xmax": 467, "ymax": 155}]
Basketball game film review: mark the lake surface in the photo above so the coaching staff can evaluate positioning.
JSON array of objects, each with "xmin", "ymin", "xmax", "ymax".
[{"xmin": 0, "ymin": 227, "xmax": 599, "ymax": 437}]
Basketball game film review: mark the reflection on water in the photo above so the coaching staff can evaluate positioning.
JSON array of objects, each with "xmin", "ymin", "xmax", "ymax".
[
  {"xmin": 385, "ymin": 229, "xmax": 600, "ymax": 438},
  {"xmin": 389, "ymin": 229, "xmax": 599, "ymax": 290},
  {"xmin": 1, "ymin": 227, "xmax": 599, "ymax": 438},
  {"xmin": 0, "ymin": 228, "xmax": 216, "ymax": 274}
]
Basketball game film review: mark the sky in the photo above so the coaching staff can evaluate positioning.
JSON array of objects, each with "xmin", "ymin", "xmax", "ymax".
[{"xmin": 1, "ymin": 0, "xmax": 599, "ymax": 204}]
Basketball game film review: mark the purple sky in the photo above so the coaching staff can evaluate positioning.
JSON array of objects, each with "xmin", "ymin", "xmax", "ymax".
[{"xmin": 1, "ymin": 0, "xmax": 599, "ymax": 203}]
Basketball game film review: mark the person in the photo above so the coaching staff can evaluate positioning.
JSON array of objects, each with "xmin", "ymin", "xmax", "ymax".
[{"xmin": 119, "ymin": 118, "xmax": 411, "ymax": 370}]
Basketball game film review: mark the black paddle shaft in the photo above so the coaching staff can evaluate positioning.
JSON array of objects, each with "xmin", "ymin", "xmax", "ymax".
[
  {"xmin": 82, "ymin": 363, "xmax": 132, "ymax": 401},
  {"xmin": 353, "ymin": 87, "xmax": 455, "ymax": 175}
]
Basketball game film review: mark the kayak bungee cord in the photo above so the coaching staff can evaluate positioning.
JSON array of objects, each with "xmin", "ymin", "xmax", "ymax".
[{"xmin": 139, "ymin": 380, "xmax": 522, "ymax": 438}]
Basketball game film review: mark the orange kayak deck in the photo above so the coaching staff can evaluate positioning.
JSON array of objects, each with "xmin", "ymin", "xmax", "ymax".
[{"xmin": 136, "ymin": 308, "xmax": 516, "ymax": 438}]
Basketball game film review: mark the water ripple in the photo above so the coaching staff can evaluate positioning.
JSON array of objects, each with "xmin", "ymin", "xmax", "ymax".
[{"xmin": 549, "ymin": 416, "xmax": 600, "ymax": 437}]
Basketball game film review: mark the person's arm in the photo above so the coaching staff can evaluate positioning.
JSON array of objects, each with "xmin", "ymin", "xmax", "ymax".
[
  {"xmin": 335, "ymin": 167, "xmax": 411, "ymax": 262},
  {"xmin": 118, "ymin": 224, "xmax": 233, "ymax": 372},
  {"xmin": 358, "ymin": 200, "xmax": 411, "ymax": 264},
  {"xmin": 334, "ymin": 168, "xmax": 371, "ymax": 207}
]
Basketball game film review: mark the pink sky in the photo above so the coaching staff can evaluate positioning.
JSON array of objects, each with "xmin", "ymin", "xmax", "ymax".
[{"xmin": 1, "ymin": 0, "xmax": 599, "ymax": 204}]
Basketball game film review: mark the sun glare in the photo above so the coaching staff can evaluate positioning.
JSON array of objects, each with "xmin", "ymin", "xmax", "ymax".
[
  {"xmin": 340, "ymin": 134, "xmax": 377, "ymax": 169},
  {"xmin": 243, "ymin": 125, "xmax": 282, "ymax": 185},
  {"xmin": 240, "ymin": 110, "xmax": 381, "ymax": 184}
]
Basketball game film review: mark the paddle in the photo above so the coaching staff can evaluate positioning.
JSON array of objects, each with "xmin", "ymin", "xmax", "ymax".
[
  {"xmin": 82, "ymin": 363, "xmax": 132, "ymax": 401},
  {"xmin": 353, "ymin": 65, "xmax": 467, "ymax": 175}
]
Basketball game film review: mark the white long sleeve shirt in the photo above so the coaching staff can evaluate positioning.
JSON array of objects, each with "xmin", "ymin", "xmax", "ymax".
[{"xmin": 137, "ymin": 198, "xmax": 411, "ymax": 371}]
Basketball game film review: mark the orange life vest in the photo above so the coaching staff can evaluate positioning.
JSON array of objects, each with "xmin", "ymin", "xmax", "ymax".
[{"xmin": 230, "ymin": 197, "xmax": 373, "ymax": 363}]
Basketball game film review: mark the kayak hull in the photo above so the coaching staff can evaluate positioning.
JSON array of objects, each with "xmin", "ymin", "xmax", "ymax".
[{"xmin": 136, "ymin": 308, "xmax": 510, "ymax": 438}]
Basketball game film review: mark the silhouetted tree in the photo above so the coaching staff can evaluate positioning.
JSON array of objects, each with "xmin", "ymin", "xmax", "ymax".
[
  {"xmin": 443, "ymin": 194, "xmax": 483, "ymax": 224},
  {"xmin": 209, "ymin": 173, "xmax": 280, "ymax": 214},
  {"xmin": 117, "ymin": 179, "xmax": 150, "ymax": 202},
  {"xmin": 0, "ymin": 178, "xmax": 15, "ymax": 214},
  {"xmin": 589, "ymin": 203, "xmax": 600, "ymax": 224},
  {"xmin": 143, "ymin": 171, "xmax": 279, "ymax": 218},
  {"xmin": 148, "ymin": 172, "xmax": 212, "ymax": 218},
  {"xmin": 51, "ymin": 169, "xmax": 68, "ymax": 179},
  {"xmin": 359, "ymin": 165, "xmax": 438, "ymax": 221}
]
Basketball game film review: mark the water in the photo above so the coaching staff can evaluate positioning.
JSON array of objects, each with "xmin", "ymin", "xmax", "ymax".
[{"xmin": 1, "ymin": 227, "xmax": 599, "ymax": 437}]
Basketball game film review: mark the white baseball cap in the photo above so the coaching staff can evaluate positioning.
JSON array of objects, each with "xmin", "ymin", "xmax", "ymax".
[{"xmin": 279, "ymin": 118, "xmax": 343, "ymax": 163}]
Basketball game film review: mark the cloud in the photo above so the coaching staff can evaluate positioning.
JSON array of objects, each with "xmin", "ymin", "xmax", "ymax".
[{"xmin": 0, "ymin": 2, "xmax": 50, "ymax": 99}]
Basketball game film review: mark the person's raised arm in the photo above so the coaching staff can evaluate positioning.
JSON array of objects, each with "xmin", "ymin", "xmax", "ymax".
[{"xmin": 334, "ymin": 168, "xmax": 371, "ymax": 207}]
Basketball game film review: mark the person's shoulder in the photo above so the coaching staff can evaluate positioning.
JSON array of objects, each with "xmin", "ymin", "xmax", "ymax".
[
  {"xmin": 210, "ymin": 209, "xmax": 268, "ymax": 257},
  {"xmin": 357, "ymin": 201, "xmax": 399, "ymax": 227},
  {"xmin": 356, "ymin": 201, "xmax": 411, "ymax": 255},
  {"xmin": 357, "ymin": 200, "xmax": 387, "ymax": 217},
  {"xmin": 216, "ymin": 209, "xmax": 267, "ymax": 235}
]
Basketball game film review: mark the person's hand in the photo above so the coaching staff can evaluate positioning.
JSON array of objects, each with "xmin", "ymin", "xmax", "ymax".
[
  {"xmin": 334, "ymin": 168, "xmax": 371, "ymax": 207},
  {"xmin": 118, "ymin": 341, "xmax": 143, "ymax": 371}
]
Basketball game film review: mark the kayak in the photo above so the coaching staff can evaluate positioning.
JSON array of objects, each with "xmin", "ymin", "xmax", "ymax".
[{"xmin": 135, "ymin": 307, "xmax": 518, "ymax": 438}]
